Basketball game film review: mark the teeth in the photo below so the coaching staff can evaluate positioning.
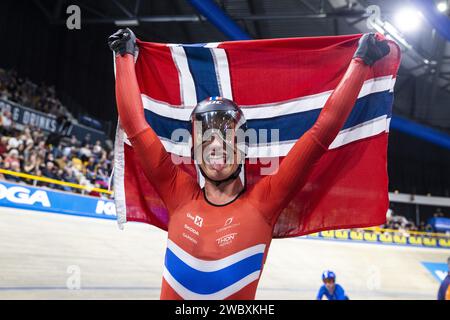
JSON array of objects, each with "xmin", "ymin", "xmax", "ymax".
[{"xmin": 209, "ymin": 156, "xmax": 224, "ymax": 160}]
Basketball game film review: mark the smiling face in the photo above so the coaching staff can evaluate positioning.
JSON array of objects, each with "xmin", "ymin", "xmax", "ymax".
[
  {"xmin": 191, "ymin": 102, "xmax": 247, "ymax": 182},
  {"xmin": 198, "ymin": 130, "xmax": 240, "ymax": 181}
]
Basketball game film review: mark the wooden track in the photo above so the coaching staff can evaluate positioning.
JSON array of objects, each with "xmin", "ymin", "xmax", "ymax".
[{"xmin": 0, "ymin": 207, "xmax": 447, "ymax": 300}]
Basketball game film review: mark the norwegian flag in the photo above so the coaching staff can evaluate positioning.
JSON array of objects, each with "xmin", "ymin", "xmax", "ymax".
[{"xmin": 113, "ymin": 34, "xmax": 401, "ymax": 237}]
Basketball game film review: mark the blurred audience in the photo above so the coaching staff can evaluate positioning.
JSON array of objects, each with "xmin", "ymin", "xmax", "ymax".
[
  {"xmin": 0, "ymin": 68, "xmax": 73, "ymax": 122},
  {"xmin": 348, "ymin": 208, "xmax": 448, "ymax": 237},
  {"xmin": 0, "ymin": 122, "xmax": 113, "ymax": 198},
  {"xmin": 0, "ymin": 67, "xmax": 112, "ymax": 198},
  {"xmin": 382, "ymin": 212, "xmax": 418, "ymax": 236}
]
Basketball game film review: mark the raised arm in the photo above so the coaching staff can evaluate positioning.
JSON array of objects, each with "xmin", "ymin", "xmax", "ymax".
[
  {"xmin": 250, "ymin": 33, "xmax": 390, "ymax": 225},
  {"xmin": 109, "ymin": 29, "xmax": 198, "ymax": 213}
]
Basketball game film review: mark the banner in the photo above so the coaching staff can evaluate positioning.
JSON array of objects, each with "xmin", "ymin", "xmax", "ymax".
[
  {"xmin": 0, "ymin": 180, "xmax": 116, "ymax": 220},
  {"xmin": 306, "ymin": 229, "xmax": 450, "ymax": 249},
  {"xmin": 0, "ymin": 98, "xmax": 107, "ymax": 142}
]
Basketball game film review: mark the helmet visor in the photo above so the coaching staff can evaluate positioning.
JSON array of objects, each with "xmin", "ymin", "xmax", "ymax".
[{"xmin": 192, "ymin": 110, "xmax": 246, "ymax": 164}]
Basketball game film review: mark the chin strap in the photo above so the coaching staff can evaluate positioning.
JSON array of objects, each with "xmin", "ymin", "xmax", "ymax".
[{"xmin": 199, "ymin": 163, "xmax": 243, "ymax": 187}]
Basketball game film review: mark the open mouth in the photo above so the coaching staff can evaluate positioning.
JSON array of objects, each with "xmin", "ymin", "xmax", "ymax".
[{"xmin": 206, "ymin": 153, "xmax": 227, "ymax": 171}]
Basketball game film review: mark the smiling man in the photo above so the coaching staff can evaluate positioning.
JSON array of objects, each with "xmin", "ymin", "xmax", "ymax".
[{"xmin": 108, "ymin": 28, "xmax": 390, "ymax": 300}]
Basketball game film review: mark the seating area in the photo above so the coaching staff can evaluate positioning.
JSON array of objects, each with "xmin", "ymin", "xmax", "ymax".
[{"xmin": 0, "ymin": 67, "xmax": 113, "ymax": 198}]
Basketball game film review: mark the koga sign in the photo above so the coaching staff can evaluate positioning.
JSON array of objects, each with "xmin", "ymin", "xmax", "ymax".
[
  {"xmin": 0, "ymin": 181, "xmax": 116, "ymax": 220},
  {"xmin": 0, "ymin": 183, "xmax": 51, "ymax": 207},
  {"xmin": 95, "ymin": 200, "xmax": 116, "ymax": 216}
]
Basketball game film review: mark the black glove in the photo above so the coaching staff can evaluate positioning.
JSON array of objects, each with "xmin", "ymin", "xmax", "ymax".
[
  {"xmin": 108, "ymin": 28, "xmax": 137, "ymax": 56},
  {"xmin": 353, "ymin": 33, "xmax": 390, "ymax": 66}
]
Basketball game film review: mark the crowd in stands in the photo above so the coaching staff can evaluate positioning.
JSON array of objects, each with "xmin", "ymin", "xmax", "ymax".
[
  {"xmin": 0, "ymin": 67, "xmax": 113, "ymax": 198},
  {"xmin": 0, "ymin": 68, "xmax": 74, "ymax": 123},
  {"xmin": 0, "ymin": 122, "xmax": 113, "ymax": 198}
]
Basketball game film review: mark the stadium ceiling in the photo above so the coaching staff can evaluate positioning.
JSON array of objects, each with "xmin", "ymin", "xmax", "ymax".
[{"xmin": 32, "ymin": 0, "xmax": 450, "ymax": 131}]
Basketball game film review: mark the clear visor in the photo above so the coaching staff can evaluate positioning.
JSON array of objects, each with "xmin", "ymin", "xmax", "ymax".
[{"xmin": 192, "ymin": 110, "xmax": 246, "ymax": 164}]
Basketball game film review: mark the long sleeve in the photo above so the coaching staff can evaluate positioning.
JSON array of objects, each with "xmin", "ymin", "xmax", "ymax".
[
  {"xmin": 115, "ymin": 54, "xmax": 151, "ymax": 140},
  {"xmin": 115, "ymin": 54, "xmax": 198, "ymax": 213},
  {"xmin": 249, "ymin": 58, "xmax": 370, "ymax": 225}
]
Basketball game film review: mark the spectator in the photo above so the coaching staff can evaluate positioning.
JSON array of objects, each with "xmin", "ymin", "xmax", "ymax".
[
  {"xmin": 40, "ymin": 161, "xmax": 58, "ymax": 189},
  {"xmin": 85, "ymin": 156, "xmax": 97, "ymax": 180},
  {"xmin": 23, "ymin": 153, "xmax": 38, "ymax": 175},
  {"xmin": 51, "ymin": 144, "xmax": 64, "ymax": 159},
  {"xmin": 71, "ymin": 156, "xmax": 84, "ymax": 175},
  {"xmin": 41, "ymin": 161, "xmax": 57, "ymax": 179},
  {"xmin": 36, "ymin": 141, "xmax": 47, "ymax": 160},
  {"xmin": 93, "ymin": 140, "xmax": 103, "ymax": 158},
  {"xmin": 55, "ymin": 155, "xmax": 68, "ymax": 170},
  {"xmin": 63, "ymin": 166, "xmax": 78, "ymax": 184},
  {"xmin": 79, "ymin": 144, "xmax": 92, "ymax": 162},
  {"xmin": 0, "ymin": 110, "xmax": 13, "ymax": 133},
  {"xmin": 61, "ymin": 167, "xmax": 76, "ymax": 192},
  {"xmin": 7, "ymin": 135, "xmax": 20, "ymax": 151},
  {"xmin": 8, "ymin": 161, "xmax": 22, "ymax": 183},
  {"xmin": 23, "ymin": 139, "xmax": 34, "ymax": 160},
  {"xmin": 96, "ymin": 161, "xmax": 111, "ymax": 183},
  {"xmin": 62, "ymin": 145, "xmax": 72, "ymax": 157},
  {"xmin": 4, "ymin": 149, "xmax": 20, "ymax": 169},
  {"xmin": 45, "ymin": 153, "xmax": 57, "ymax": 167}
]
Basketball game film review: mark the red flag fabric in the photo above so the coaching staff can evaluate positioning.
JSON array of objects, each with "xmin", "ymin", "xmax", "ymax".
[{"xmin": 113, "ymin": 34, "xmax": 401, "ymax": 238}]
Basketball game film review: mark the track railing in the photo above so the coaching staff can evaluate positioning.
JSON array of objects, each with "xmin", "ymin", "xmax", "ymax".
[{"xmin": 0, "ymin": 168, "xmax": 113, "ymax": 195}]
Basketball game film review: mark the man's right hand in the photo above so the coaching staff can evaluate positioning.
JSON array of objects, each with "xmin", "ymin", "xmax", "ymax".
[
  {"xmin": 353, "ymin": 33, "xmax": 390, "ymax": 66},
  {"xmin": 108, "ymin": 28, "xmax": 137, "ymax": 57}
]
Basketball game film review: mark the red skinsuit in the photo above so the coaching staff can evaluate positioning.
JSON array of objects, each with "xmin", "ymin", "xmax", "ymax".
[{"xmin": 115, "ymin": 53, "xmax": 370, "ymax": 300}]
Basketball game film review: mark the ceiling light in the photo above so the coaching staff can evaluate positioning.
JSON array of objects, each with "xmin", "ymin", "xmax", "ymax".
[
  {"xmin": 114, "ymin": 19, "xmax": 139, "ymax": 26},
  {"xmin": 437, "ymin": 2, "xmax": 448, "ymax": 12},
  {"xmin": 394, "ymin": 8, "xmax": 422, "ymax": 32}
]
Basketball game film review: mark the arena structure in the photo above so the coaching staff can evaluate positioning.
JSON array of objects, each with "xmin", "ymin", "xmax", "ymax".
[{"xmin": 0, "ymin": 0, "xmax": 449, "ymax": 300}]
